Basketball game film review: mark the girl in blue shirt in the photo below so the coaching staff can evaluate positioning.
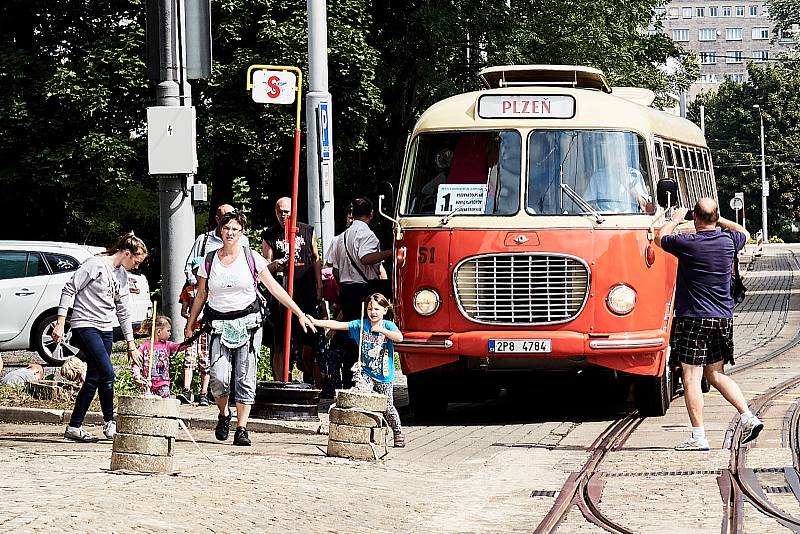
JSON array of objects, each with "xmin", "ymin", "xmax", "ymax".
[{"xmin": 312, "ymin": 293, "xmax": 406, "ymax": 447}]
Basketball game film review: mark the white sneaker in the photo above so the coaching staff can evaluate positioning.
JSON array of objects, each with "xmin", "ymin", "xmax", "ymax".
[
  {"xmin": 675, "ymin": 436, "xmax": 710, "ymax": 451},
  {"xmin": 741, "ymin": 416, "xmax": 764, "ymax": 444},
  {"xmin": 64, "ymin": 426, "xmax": 100, "ymax": 443},
  {"xmin": 103, "ymin": 420, "xmax": 117, "ymax": 440}
]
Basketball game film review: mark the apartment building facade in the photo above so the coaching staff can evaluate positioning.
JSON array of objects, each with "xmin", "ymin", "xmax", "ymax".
[{"xmin": 658, "ymin": 1, "xmax": 795, "ymax": 99}]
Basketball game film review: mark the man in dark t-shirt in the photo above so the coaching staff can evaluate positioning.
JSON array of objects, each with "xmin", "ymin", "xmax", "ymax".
[
  {"xmin": 262, "ymin": 197, "xmax": 322, "ymax": 384},
  {"xmin": 657, "ymin": 197, "xmax": 762, "ymax": 451}
]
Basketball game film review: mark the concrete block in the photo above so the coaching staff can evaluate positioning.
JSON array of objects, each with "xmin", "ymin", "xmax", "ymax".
[
  {"xmin": 327, "ymin": 439, "xmax": 376, "ymax": 461},
  {"xmin": 112, "ymin": 433, "xmax": 174, "ymax": 456},
  {"xmin": 334, "ymin": 390, "xmax": 387, "ymax": 412},
  {"xmin": 110, "ymin": 451, "xmax": 174, "ymax": 474},
  {"xmin": 116, "ymin": 415, "xmax": 178, "ymax": 437},
  {"xmin": 329, "ymin": 423, "xmax": 371, "ymax": 444},
  {"xmin": 329, "ymin": 407, "xmax": 380, "ymax": 428},
  {"xmin": 117, "ymin": 396, "xmax": 179, "ymax": 418}
]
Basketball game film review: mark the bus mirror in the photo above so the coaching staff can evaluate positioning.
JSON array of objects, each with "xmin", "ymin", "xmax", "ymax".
[{"xmin": 656, "ymin": 179, "xmax": 678, "ymax": 208}]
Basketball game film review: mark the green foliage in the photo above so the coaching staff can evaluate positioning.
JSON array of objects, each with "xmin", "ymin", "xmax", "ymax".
[
  {"xmin": 690, "ymin": 63, "xmax": 800, "ymax": 240},
  {"xmin": 257, "ymin": 345, "xmax": 274, "ymax": 381}
]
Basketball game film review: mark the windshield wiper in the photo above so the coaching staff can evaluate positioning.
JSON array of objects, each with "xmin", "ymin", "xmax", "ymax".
[
  {"xmin": 440, "ymin": 208, "xmax": 470, "ymax": 226},
  {"xmin": 560, "ymin": 182, "xmax": 605, "ymax": 224}
]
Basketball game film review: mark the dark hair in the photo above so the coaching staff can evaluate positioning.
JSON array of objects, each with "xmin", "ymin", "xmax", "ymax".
[
  {"xmin": 219, "ymin": 210, "xmax": 247, "ymax": 230},
  {"xmin": 351, "ymin": 197, "xmax": 373, "ymax": 219},
  {"xmin": 364, "ymin": 293, "xmax": 393, "ymax": 319},
  {"xmin": 103, "ymin": 231, "xmax": 148, "ymax": 257}
]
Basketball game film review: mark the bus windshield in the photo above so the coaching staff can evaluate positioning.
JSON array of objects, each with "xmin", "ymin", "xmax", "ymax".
[
  {"xmin": 527, "ymin": 130, "xmax": 653, "ymax": 215},
  {"xmin": 401, "ymin": 131, "xmax": 521, "ymax": 216}
]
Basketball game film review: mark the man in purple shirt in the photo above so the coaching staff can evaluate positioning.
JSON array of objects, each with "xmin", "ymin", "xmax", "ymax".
[{"xmin": 657, "ymin": 197, "xmax": 762, "ymax": 451}]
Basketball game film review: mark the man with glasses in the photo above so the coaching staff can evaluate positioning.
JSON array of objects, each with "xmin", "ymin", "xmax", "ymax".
[{"xmin": 262, "ymin": 197, "xmax": 323, "ymax": 384}]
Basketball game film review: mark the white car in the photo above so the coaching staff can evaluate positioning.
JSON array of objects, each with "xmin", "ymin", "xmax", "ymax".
[{"xmin": 0, "ymin": 241, "xmax": 152, "ymax": 365}]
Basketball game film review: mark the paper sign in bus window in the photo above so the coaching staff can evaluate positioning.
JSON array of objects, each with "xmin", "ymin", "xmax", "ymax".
[{"xmin": 435, "ymin": 184, "xmax": 487, "ymax": 215}]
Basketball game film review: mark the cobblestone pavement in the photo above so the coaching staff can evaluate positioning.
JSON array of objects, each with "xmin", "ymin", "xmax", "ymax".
[{"xmin": 1, "ymin": 245, "xmax": 798, "ymax": 533}]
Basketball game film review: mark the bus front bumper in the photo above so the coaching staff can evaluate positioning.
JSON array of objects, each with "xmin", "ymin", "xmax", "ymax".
[{"xmin": 396, "ymin": 329, "xmax": 668, "ymax": 376}]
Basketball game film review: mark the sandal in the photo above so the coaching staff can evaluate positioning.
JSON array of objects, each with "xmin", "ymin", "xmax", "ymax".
[{"xmin": 393, "ymin": 433, "xmax": 406, "ymax": 448}]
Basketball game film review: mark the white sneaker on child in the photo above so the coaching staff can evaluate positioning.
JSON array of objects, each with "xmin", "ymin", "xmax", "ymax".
[
  {"xmin": 103, "ymin": 420, "xmax": 117, "ymax": 440},
  {"xmin": 675, "ymin": 436, "xmax": 710, "ymax": 451},
  {"xmin": 741, "ymin": 416, "xmax": 764, "ymax": 444}
]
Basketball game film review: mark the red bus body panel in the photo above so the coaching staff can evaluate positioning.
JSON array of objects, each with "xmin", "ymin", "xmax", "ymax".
[{"xmin": 395, "ymin": 227, "xmax": 678, "ymax": 377}]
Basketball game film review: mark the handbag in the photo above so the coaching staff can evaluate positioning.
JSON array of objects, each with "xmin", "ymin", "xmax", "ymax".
[{"xmin": 728, "ymin": 232, "xmax": 747, "ymax": 305}]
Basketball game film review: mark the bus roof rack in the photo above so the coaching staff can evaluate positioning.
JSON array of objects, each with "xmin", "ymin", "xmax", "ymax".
[{"xmin": 478, "ymin": 65, "xmax": 612, "ymax": 93}]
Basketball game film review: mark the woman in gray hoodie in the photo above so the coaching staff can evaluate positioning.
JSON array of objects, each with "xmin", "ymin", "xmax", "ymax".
[{"xmin": 53, "ymin": 232, "xmax": 148, "ymax": 443}]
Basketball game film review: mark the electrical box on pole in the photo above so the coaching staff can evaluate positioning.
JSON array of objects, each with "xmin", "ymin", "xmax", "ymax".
[{"xmin": 147, "ymin": 106, "xmax": 198, "ymax": 174}]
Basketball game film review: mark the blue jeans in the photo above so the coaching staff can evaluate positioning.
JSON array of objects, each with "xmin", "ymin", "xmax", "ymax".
[{"xmin": 69, "ymin": 328, "xmax": 115, "ymax": 427}]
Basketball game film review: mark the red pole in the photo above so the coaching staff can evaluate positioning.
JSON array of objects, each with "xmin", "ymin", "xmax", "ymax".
[{"xmin": 282, "ymin": 127, "xmax": 302, "ymax": 382}]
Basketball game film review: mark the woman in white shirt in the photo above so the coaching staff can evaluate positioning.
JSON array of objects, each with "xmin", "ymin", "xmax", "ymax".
[{"xmin": 184, "ymin": 211, "xmax": 315, "ymax": 446}]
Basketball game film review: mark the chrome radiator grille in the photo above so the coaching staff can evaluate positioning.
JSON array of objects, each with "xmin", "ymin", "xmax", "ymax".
[{"xmin": 453, "ymin": 254, "xmax": 590, "ymax": 325}]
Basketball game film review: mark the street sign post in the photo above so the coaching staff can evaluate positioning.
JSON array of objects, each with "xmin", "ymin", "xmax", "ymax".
[{"xmin": 246, "ymin": 65, "xmax": 303, "ymax": 383}]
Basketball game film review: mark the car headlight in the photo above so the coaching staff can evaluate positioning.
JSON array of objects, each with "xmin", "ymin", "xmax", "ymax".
[
  {"xmin": 607, "ymin": 284, "xmax": 637, "ymax": 315},
  {"xmin": 413, "ymin": 289, "xmax": 441, "ymax": 316}
]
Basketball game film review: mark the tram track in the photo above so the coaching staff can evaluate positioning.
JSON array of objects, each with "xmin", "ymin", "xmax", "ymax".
[{"xmin": 535, "ymin": 249, "xmax": 800, "ymax": 533}]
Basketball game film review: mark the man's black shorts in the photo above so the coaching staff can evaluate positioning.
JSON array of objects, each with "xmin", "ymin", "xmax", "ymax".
[{"xmin": 671, "ymin": 316, "xmax": 734, "ymax": 366}]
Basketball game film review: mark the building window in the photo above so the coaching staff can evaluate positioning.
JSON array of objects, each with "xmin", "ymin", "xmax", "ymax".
[
  {"xmin": 672, "ymin": 29, "xmax": 690, "ymax": 41},
  {"xmin": 752, "ymin": 50, "xmax": 769, "ymax": 62},
  {"xmin": 699, "ymin": 74, "xmax": 719, "ymax": 83},
  {"xmin": 735, "ymin": 6, "xmax": 745, "ymax": 16},
  {"xmin": 655, "ymin": 7, "xmax": 666, "ymax": 17},
  {"xmin": 752, "ymin": 27, "xmax": 769, "ymax": 39},
  {"xmin": 699, "ymin": 28, "xmax": 718, "ymax": 41},
  {"xmin": 726, "ymin": 27, "xmax": 743, "ymax": 40},
  {"xmin": 722, "ymin": 6, "xmax": 732, "ymax": 16},
  {"xmin": 709, "ymin": 6, "xmax": 719, "ymax": 16},
  {"xmin": 682, "ymin": 7, "xmax": 693, "ymax": 18},
  {"xmin": 726, "ymin": 50, "xmax": 743, "ymax": 63},
  {"xmin": 728, "ymin": 73, "xmax": 746, "ymax": 83},
  {"xmin": 749, "ymin": 5, "xmax": 759, "ymax": 16},
  {"xmin": 668, "ymin": 6, "xmax": 679, "ymax": 18},
  {"xmin": 700, "ymin": 52, "xmax": 717, "ymax": 64},
  {"xmin": 696, "ymin": 7, "xmax": 705, "ymax": 17},
  {"xmin": 762, "ymin": 5, "xmax": 769, "ymax": 16}
]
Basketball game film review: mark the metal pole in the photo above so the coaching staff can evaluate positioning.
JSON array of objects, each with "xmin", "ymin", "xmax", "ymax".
[
  {"xmin": 156, "ymin": 0, "xmax": 195, "ymax": 338},
  {"xmin": 759, "ymin": 112, "xmax": 768, "ymax": 243},
  {"xmin": 306, "ymin": 0, "xmax": 335, "ymax": 258}
]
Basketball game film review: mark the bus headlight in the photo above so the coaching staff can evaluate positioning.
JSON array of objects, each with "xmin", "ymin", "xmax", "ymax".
[
  {"xmin": 413, "ymin": 289, "xmax": 441, "ymax": 316},
  {"xmin": 607, "ymin": 284, "xmax": 636, "ymax": 315}
]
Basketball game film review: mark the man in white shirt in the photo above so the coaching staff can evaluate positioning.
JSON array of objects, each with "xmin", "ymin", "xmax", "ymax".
[
  {"xmin": 184, "ymin": 204, "xmax": 250, "ymax": 283},
  {"xmin": 331, "ymin": 197, "xmax": 391, "ymax": 317}
]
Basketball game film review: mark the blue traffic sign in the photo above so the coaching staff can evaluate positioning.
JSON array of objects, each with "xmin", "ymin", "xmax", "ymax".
[{"xmin": 319, "ymin": 102, "xmax": 331, "ymax": 161}]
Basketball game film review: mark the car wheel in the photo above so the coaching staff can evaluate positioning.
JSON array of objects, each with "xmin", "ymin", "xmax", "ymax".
[{"xmin": 34, "ymin": 314, "xmax": 82, "ymax": 366}]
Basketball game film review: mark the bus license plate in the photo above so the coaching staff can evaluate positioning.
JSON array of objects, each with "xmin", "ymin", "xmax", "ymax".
[{"xmin": 489, "ymin": 339, "xmax": 552, "ymax": 353}]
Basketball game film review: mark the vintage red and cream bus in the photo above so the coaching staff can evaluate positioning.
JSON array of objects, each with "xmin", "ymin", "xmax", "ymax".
[{"xmin": 385, "ymin": 65, "xmax": 716, "ymax": 418}]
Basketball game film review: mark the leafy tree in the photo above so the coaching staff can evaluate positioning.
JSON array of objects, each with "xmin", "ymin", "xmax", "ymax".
[
  {"xmin": 691, "ymin": 62, "xmax": 800, "ymax": 240},
  {"xmin": 0, "ymin": 0, "xmax": 157, "ymax": 250},
  {"xmin": 767, "ymin": 0, "xmax": 800, "ymax": 43}
]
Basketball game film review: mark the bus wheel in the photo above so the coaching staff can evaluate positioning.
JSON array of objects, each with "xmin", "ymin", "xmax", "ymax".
[
  {"xmin": 408, "ymin": 373, "xmax": 448, "ymax": 422},
  {"xmin": 634, "ymin": 362, "xmax": 671, "ymax": 417}
]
